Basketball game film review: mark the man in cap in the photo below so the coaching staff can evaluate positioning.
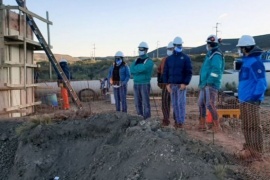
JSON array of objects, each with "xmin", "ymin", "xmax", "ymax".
[{"xmin": 198, "ymin": 35, "xmax": 224, "ymax": 132}]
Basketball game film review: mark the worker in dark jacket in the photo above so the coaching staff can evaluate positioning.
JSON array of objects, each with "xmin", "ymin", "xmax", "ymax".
[
  {"xmin": 163, "ymin": 36, "xmax": 192, "ymax": 129},
  {"xmin": 58, "ymin": 59, "xmax": 72, "ymax": 81},
  {"xmin": 236, "ymin": 35, "xmax": 267, "ymax": 160}
]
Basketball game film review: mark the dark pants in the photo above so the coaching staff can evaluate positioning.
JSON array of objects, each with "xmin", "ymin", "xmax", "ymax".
[
  {"xmin": 113, "ymin": 85, "xmax": 127, "ymax": 112},
  {"xmin": 240, "ymin": 102, "xmax": 263, "ymax": 153},
  {"xmin": 198, "ymin": 86, "xmax": 218, "ymax": 121},
  {"xmin": 134, "ymin": 84, "xmax": 151, "ymax": 119},
  {"xmin": 161, "ymin": 87, "xmax": 171, "ymax": 121}
]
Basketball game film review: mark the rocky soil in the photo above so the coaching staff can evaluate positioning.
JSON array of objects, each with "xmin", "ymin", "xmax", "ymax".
[{"xmin": 0, "ymin": 111, "xmax": 261, "ymax": 180}]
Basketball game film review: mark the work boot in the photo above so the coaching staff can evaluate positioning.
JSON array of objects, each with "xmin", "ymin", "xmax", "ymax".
[
  {"xmin": 212, "ymin": 120, "xmax": 222, "ymax": 133},
  {"xmin": 198, "ymin": 117, "xmax": 207, "ymax": 131},
  {"xmin": 174, "ymin": 123, "xmax": 183, "ymax": 129},
  {"xmin": 162, "ymin": 119, "xmax": 170, "ymax": 126}
]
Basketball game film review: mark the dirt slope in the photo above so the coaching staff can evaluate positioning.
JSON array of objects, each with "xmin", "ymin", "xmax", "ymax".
[{"xmin": 0, "ymin": 112, "xmax": 255, "ymax": 180}]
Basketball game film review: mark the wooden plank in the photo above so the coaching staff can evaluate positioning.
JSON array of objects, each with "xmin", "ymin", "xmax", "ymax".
[
  {"xmin": 4, "ymin": 82, "xmax": 38, "ymax": 88},
  {"xmin": 1, "ymin": 5, "xmax": 53, "ymax": 25},
  {"xmin": 3, "ymin": 35, "xmax": 41, "ymax": 47},
  {"xmin": 4, "ymin": 101, "xmax": 41, "ymax": 112},
  {"xmin": 2, "ymin": 61, "xmax": 38, "ymax": 67}
]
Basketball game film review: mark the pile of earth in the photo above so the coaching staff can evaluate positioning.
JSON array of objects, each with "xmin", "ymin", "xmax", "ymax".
[{"xmin": 0, "ymin": 112, "xmax": 258, "ymax": 180}]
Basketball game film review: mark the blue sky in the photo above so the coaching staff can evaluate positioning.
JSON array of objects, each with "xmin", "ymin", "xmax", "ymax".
[{"xmin": 3, "ymin": 0, "xmax": 270, "ymax": 57}]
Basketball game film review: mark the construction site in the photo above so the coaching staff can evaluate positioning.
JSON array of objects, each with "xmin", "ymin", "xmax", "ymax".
[{"xmin": 1, "ymin": 1, "xmax": 270, "ymax": 180}]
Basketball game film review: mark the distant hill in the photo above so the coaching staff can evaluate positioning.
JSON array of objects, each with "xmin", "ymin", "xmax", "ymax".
[
  {"xmin": 34, "ymin": 34, "xmax": 270, "ymax": 61},
  {"xmin": 148, "ymin": 34, "xmax": 270, "ymax": 58},
  {"xmin": 34, "ymin": 53, "xmax": 80, "ymax": 63}
]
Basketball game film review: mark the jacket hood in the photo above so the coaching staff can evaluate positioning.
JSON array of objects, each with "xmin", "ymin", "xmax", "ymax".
[{"xmin": 248, "ymin": 46, "xmax": 263, "ymax": 57}]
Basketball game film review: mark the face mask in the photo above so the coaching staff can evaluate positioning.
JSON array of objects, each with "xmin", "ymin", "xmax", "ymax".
[
  {"xmin": 238, "ymin": 49, "xmax": 243, "ymax": 57},
  {"xmin": 174, "ymin": 47, "xmax": 182, "ymax": 53},
  {"xmin": 138, "ymin": 50, "xmax": 145, "ymax": 56},
  {"xmin": 116, "ymin": 59, "xmax": 122, "ymax": 66},
  {"xmin": 167, "ymin": 50, "xmax": 173, "ymax": 56}
]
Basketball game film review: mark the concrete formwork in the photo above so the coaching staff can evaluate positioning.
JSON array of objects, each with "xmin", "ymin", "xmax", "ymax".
[{"xmin": 0, "ymin": 3, "xmax": 44, "ymax": 117}]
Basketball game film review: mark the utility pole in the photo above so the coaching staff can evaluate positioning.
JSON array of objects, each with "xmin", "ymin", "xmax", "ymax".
[
  {"xmin": 93, "ymin": 44, "xmax": 96, "ymax": 61},
  {"xmin": 46, "ymin": 11, "xmax": 52, "ymax": 80},
  {"xmin": 156, "ymin": 41, "xmax": 159, "ymax": 59},
  {"xmin": 214, "ymin": 22, "xmax": 220, "ymax": 36}
]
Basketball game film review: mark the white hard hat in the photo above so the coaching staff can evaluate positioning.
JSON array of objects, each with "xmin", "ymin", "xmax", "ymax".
[
  {"xmin": 115, "ymin": 51, "xmax": 124, "ymax": 57},
  {"xmin": 173, "ymin": 36, "xmax": 183, "ymax": 45},
  {"xmin": 138, "ymin": 41, "xmax": 149, "ymax": 49},
  {"xmin": 59, "ymin": 59, "xmax": 67, "ymax": 63},
  {"xmin": 167, "ymin": 41, "xmax": 174, "ymax": 48},
  {"xmin": 206, "ymin": 35, "xmax": 219, "ymax": 43},
  {"xmin": 236, "ymin": 35, "xmax": 256, "ymax": 47}
]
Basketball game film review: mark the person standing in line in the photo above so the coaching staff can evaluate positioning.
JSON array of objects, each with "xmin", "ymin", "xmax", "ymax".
[
  {"xmin": 197, "ymin": 35, "xmax": 225, "ymax": 132},
  {"xmin": 157, "ymin": 41, "xmax": 174, "ymax": 126},
  {"xmin": 130, "ymin": 42, "xmax": 154, "ymax": 119},
  {"xmin": 163, "ymin": 36, "xmax": 192, "ymax": 128},
  {"xmin": 108, "ymin": 51, "xmax": 130, "ymax": 112},
  {"xmin": 236, "ymin": 35, "xmax": 267, "ymax": 160}
]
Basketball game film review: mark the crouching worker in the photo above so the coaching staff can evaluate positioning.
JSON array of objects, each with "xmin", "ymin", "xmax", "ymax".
[
  {"xmin": 108, "ymin": 51, "xmax": 130, "ymax": 112},
  {"xmin": 57, "ymin": 59, "xmax": 72, "ymax": 110}
]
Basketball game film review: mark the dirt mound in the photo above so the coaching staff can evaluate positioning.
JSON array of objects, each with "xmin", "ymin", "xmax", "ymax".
[{"xmin": 0, "ymin": 112, "xmax": 253, "ymax": 180}]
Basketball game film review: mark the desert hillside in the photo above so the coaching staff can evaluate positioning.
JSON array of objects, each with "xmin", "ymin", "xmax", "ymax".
[{"xmin": 34, "ymin": 53, "xmax": 80, "ymax": 63}]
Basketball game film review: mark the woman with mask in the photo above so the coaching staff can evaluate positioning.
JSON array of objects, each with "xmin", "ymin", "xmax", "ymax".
[
  {"xmin": 130, "ymin": 41, "xmax": 154, "ymax": 119},
  {"xmin": 108, "ymin": 51, "xmax": 130, "ymax": 112}
]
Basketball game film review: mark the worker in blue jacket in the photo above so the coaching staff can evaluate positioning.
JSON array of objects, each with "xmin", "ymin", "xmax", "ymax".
[
  {"xmin": 163, "ymin": 36, "xmax": 192, "ymax": 128},
  {"xmin": 198, "ymin": 35, "xmax": 225, "ymax": 132},
  {"xmin": 236, "ymin": 35, "xmax": 267, "ymax": 160},
  {"xmin": 108, "ymin": 51, "xmax": 130, "ymax": 112}
]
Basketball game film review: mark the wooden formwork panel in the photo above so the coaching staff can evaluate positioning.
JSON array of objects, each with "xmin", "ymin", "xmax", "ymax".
[{"xmin": 0, "ymin": 6, "xmax": 43, "ymax": 117}]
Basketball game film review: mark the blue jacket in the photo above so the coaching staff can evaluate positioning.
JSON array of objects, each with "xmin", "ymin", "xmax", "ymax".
[
  {"xmin": 163, "ymin": 51, "xmax": 192, "ymax": 85},
  {"xmin": 199, "ymin": 47, "xmax": 225, "ymax": 89},
  {"xmin": 108, "ymin": 63, "xmax": 130, "ymax": 85},
  {"xmin": 130, "ymin": 54, "xmax": 154, "ymax": 84},
  {"xmin": 238, "ymin": 46, "xmax": 267, "ymax": 102},
  {"xmin": 58, "ymin": 61, "xmax": 72, "ymax": 80}
]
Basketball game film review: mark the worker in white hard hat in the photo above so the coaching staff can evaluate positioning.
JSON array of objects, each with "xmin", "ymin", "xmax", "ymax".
[
  {"xmin": 197, "ymin": 34, "xmax": 225, "ymax": 132},
  {"xmin": 157, "ymin": 41, "xmax": 174, "ymax": 126},
  {"xmin": 58, "ymin": 59, "xmax": 72, "ymax": 80},
  {"xmin": 130, "ymin": 41, "xmax": 154, "ymax": 119},
  {"xmin": 163, "ymin": 36, "xmax": 192, "ymax": 129},
  {"xmin": 236, "ymin": 35, "xmax": 267, "ymax": 160},
  {"xmin": 107, "ymin": 51, "xmax": 130, "ymax": 112}
]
